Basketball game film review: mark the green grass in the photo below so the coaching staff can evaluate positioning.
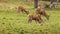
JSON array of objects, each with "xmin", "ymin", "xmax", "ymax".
[{"xmin": 0, "ymin": 1, "xmax": 60, "ymax": 34}]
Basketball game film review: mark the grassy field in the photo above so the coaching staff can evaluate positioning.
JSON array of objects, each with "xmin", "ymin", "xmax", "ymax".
[{"xmin": 0, "ymin": 1, "xmax": 60, "ymax": 34}]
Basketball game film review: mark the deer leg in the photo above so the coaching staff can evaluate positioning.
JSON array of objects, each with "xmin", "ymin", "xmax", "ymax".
[
  {"xmin": 37, "ymin": 17, "xmax": 44, "ymax": 23},
  {"xmin": 38, "ymin": 19, "xmax": 41, "ymax": 23},
  {"xmin": 28, "ymin": 18, "xmax": 32, "ymax": 23}
]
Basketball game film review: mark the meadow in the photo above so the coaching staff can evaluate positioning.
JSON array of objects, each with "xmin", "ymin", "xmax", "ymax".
[{"xmin": 0, "ymin": 1, "xmax": 60, "ymax": 34}]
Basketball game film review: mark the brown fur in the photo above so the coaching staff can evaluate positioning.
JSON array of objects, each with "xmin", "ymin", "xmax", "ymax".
[
  {"xmin": 17, "ymin": 6, "xmax": 29, "ymax": 14},
  {"xmin": 36, "ymin": 6, "xmax": 49, "ymax": 20},
  {"xmin": 28, "ymin": 13, "xmax": 43, "ymax": 23}
]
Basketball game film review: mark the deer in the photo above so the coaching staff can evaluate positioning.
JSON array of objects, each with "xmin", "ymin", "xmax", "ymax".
[
  {"xmin": 27, "ymin": 13, "xmax": 43, "ymax": 23},
  {"xmin": 16, "ymin": 6, "xmax": 29, "ymax": 15},
  {"xmin": 36, "ymin": 6, "xmax": 49, "ymax": 20}
]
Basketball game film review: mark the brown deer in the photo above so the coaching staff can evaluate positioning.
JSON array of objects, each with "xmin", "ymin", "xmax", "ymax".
[
  {"xmin": 28, "ymin": 13, "xmax": 43, "ymax": 23},
  {"xmin": 17, "ymin": 6, "xmax": 29, "ymax": 14},
  {"xmin": 36, "ymin": 6, "xmax": 49, "ymax": 20}
]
